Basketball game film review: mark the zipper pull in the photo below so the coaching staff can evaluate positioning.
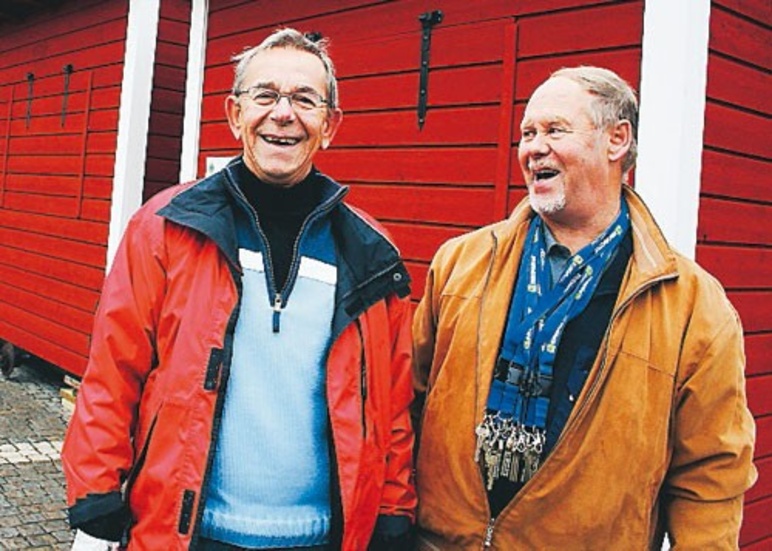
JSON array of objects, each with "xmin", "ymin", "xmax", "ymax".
[
  {"xmin": 483, "ymin": 517, "xmax": 495, "ymax": 547},
  {"xmin": 272, "ymin": 293, "xmax": 282, "ymax": 333}
]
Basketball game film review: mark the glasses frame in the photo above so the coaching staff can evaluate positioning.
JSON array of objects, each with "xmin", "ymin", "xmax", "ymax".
[{"xmin": 234, "ymin": 86, "xmax": 330, "ymax": 112}]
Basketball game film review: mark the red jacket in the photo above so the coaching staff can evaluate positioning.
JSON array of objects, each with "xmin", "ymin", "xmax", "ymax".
[{"xmin": 62, "ymin": 169, "xmax": 417, "ymax": 550}]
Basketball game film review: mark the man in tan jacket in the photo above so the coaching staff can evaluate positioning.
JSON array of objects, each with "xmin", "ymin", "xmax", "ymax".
[{"xmin": 412, "ymin": 66, "xmax": 756, "ymax": 549}]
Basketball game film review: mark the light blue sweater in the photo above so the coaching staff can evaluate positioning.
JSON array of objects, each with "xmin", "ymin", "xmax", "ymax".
[{"xmin": 201, "ymin": 225, "xmax": 337, "ymax": 547}]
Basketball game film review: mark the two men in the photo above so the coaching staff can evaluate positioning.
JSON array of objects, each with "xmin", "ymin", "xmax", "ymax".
[
  {"xmin": 63, "ymin": 29, "xmax": 416, "ymax": 550},
  {"xmin": 413, "ymin": 67, "xmax": 756, "ymax": 548},
  {"xmin": 62, "ymin": 22, "xmax": 754, "ymax": 550}
]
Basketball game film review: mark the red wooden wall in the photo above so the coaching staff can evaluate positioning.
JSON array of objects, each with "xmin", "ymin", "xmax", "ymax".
[
  {"xmin": 697, "ymin": 0, "xmax": 772, "ymax": 547},
  {"xmin": 198, "ymin": 0, "xmax": 643, "ymax": 299},
  {"xmin": 143, "ymin": 0, "xmax": 191, "ymax": 201},
  {"xmin": 0, "ymin": 0, "xmax": 191, "ymax": 377},
  {"xmin": 200, "ymin": 0, "xmax": 769, "ymax": 543},
  {"xmin": 0, "ymin": 0, "xmax": 129, "ymax": 376}
]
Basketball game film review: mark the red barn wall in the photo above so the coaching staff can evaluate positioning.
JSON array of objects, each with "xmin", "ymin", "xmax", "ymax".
[
  {"xmin": 200, "ymin": 0, "xmax": 769, "ymax": 543},
  {"xmin": 143, "ymin": 0, "xmax": 191, "ymax": 201},
  {"xmin": 698, "ymin": 0, "xmax": 772, "ymax": 547},
  {"xmin": 198, "ymin": 0, "xmax": 643, "ymax": 298},
  {"xmin": 0, "ymin": 0, "xmax": 130, "ymax": 376}
]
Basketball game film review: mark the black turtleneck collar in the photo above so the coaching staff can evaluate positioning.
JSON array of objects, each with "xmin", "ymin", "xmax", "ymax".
[
  {"xmin": 235, "ymin": 160, "xmax": 321, "ymax": 219},
  {"xmin": 233, "ymin": 160, "xmax": 325, "ymax": 292}
]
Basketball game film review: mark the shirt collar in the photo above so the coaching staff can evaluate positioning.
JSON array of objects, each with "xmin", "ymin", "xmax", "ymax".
[{"xmin": 541, "ymin": 220, "xmax": 571, "ymax": 258}]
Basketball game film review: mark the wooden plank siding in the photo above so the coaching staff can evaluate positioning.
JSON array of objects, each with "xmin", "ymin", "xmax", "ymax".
[
  {"xmin": 200, "ymin": 0, "xmax": 643, "ymax": 298},
  {"xmin": 143, "ymin": 0, "xmax": 191, "ymax": 201},
  {"xmin": 698, "ymin": 1, "xmax": 772, "ymax": 546},
  {"xmin": 198, "ymin": 0, "xmax": 771, "ymax": 543},
  {"xmin": 0, "ymin": 0, "xmax": 129, "ymax": 375}
]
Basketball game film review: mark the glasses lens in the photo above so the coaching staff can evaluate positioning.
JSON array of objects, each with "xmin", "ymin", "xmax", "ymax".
[
  {"xmin": 249, "ymin": 88, "xmax": 280, "ymax": 106},
  {"xmin": 244, "ymin": 87, "xmax": 326, "ymax": 110},
  {"xmin": 290, "ymin": 91, "xmax": 324, "ymax": 110}
]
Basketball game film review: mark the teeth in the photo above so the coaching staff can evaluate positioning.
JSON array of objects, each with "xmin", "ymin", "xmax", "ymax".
[
  {"xmin": 533, "ymin": 168, "xmax": 559, "ymax": 180},
  {"xmin": 264, "ymin": 136, "xmax": 300, "ymax": 146}
]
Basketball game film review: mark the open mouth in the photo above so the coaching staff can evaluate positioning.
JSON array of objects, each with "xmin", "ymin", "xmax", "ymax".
[
  {"xmin": 262, "ymin": 135, "xmax": 301, "ymax": 146},
  {"xmin": 534, "ymin": 168, "xmax": 560, "ymax": 182}
]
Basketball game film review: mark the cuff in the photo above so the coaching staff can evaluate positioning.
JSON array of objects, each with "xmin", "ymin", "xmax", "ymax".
[
  {"xmin": 369, "ymin": 514, "xmax": 413, "ymax": 550},
  {"xmin": 68, "ymin": 491, "xmax": 129, "ymax": 542}
]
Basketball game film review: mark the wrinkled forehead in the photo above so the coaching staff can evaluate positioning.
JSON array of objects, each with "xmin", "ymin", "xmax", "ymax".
[
  {"xmin": 241, "ymin": 47, "xmax": 328, "ymax": 91},
  {"xmin": 521, "ymin": 77, "xmax": 595, "ymax": 127}
]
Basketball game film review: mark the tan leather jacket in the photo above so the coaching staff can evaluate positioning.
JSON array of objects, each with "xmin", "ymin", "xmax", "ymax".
[{"xmin": 413, "ymin": 185, "xmax": 756, "ymax": 550}]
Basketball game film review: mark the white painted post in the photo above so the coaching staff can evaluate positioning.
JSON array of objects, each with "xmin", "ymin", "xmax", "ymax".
[
  {"xmin": 635, "ymin": 0, "xmax": 712, "ymax": 260},
  {"xmin": 179, "ymin": 0, "xmax": 209, "ymax": 183},
  {"xmin": 105, "ymin": 0, "xmax": 161, "ymax": 271}
]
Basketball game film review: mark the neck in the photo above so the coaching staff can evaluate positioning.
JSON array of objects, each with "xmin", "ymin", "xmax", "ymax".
[{"xmin": 541, "ymin": 204, "xmax": 621, "ymax": 254}]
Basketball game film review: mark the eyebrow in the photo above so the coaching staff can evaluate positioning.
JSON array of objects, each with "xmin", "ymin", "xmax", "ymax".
[
  {"xmin": 247, "ymin": 81, "xmax": 321, "ymax": 95},
  {"xmin": 520, "ymin": 116, "xmax": 572, "ymax": 129}
]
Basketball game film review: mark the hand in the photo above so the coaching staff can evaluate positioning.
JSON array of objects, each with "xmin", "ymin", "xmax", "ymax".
[{"xmin": 71, "ymin": 529, "xmax": 120, "ymax": 551}]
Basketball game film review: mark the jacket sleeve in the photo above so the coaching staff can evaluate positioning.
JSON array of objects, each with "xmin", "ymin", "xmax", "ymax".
[
  {"xmin": 61, "ymin": 205, "xmax": 167, "ymax": 534},
  {"xmin": 377, "ymin": 292, "xmax": 418, "ymax": 522},
  {"xmin": 665, "ymin": 303, "xmax": 757, "ymax": 549},
  {"xmin": 411, "ymin": 244, "xmax": 447, "ymax": 437}
]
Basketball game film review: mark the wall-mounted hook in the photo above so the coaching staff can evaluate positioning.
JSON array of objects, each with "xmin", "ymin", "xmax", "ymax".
[{"xmin": 61, "ymin": 64, "xmax": 74, "ymax": 127}]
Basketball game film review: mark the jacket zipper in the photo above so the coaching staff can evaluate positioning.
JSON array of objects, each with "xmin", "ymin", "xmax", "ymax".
[
  {"xmin": 483, "ymin": 517, "xmax": 496, "ymax": 548},
  {"xmin": 237, "ymin": 186, "xmax": 344, "ymax": 334},
  {"xmin": 272, "ymin": 292, "xmax": 282, "ymax": 333},
  {"xmin": 355, "ymin": 319, "xmax": 367, "ymax": 439}
]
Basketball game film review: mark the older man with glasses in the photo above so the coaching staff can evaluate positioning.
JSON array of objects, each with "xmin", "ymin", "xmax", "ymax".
[{"xmin": 62, "ymin": 28, "xmax": 416, "ymax": 551}]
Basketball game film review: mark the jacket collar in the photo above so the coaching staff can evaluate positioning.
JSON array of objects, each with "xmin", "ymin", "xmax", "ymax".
[
  {"xmin": 156, "ymin": 162, "xmax": 410, "ymax": 339},
  {"xmin": 620, "ymin": 184, "xmax": 679, "ymax": 293},
  {"xmin": 329, "ymin": 203, "xmax": 411, "ymax": 339},
  {"xmin": 156, "ymin": 168, "xmax": 241, "ymax": 270},
  {"xmin": 497, "ymin": 184, "xmax": 679, "ymax": 293},
  {"xmin": 474, "ymin": 184, "xmax": 679, "ymax": 416},
  {"xmin": 156, "ymin": 159, "xmax": 349, "ymax": 272}
]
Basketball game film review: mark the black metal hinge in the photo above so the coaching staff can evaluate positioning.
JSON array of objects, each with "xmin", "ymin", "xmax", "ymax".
[
  {"xmin": 417, "ymin": 9, "xmax": 443, "ymax": 130},
  {"xmin": 61, "ymin": 63, "xmax": 73, "ymax": 127},
  {"xmin": 25, "ymin": 72, "xmax": 34, "ymax": 128}
]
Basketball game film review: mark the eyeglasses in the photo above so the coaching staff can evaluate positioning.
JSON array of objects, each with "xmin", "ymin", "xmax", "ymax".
[{"xmin": 234, "ymin": 86, "xmax": 329, "ymax": 111}]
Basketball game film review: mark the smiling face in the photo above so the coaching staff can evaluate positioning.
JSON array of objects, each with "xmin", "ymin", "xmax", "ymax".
[
  {"xmin": 518, "ymin": 76, "xmax": 622, "ymax": 228},
  {"xmin": 225, "ymin": 47, "xmax": 342, "ymax": 187}
]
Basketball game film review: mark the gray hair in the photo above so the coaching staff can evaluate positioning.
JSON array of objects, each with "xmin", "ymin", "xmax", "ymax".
[
  {"xmin": 551, "ymin": 66, "xmax": 638, "ymax": 172},
  {"xmin": 232, "ymin": 28, "xmax": 339, "ymax": 109}
]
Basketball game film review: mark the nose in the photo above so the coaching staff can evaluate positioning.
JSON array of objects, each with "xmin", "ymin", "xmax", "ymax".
[
  {"xmin": 270, "ymin": 95, "xmax": 296, "ymax": 122},
  {"xmin": 520, "ymin": 131, "xmax": 550, "ymax": 159}
]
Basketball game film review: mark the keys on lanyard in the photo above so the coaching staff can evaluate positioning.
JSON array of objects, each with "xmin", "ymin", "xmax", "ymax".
[{"xmin": 475, "ymin": 413, "xmax": 546, "ymax": 489}]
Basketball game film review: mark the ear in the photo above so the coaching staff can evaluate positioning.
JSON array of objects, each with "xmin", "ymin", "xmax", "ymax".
[
  {"xmin": 607, "ymin": 119, "xmax": 632, "ymax": 164},
  {"xmin": 320, "ymin": 108, "xmax": 343, "ymax": 150},
  {"xmin": 225, "ymin": 95, "xmax": 243, "ymax": 140}
]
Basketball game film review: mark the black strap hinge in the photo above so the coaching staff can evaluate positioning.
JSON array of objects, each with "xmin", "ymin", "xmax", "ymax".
[
  {"xmin": 25, "ymin": 72, "xmax": 35, "ymax": 128},
  {"xmin": 417, "ymin": 9, "xmax": 443, "ymax": 130},
  {"xmin": 61, "ymin": 63, "xmax": 73, "ymax": 127}
]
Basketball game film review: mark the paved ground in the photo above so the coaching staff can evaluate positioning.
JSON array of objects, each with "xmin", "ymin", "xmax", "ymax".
[{"xmin": 0, "ymin": 359, "xmax": 74, "ymax": 549}]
